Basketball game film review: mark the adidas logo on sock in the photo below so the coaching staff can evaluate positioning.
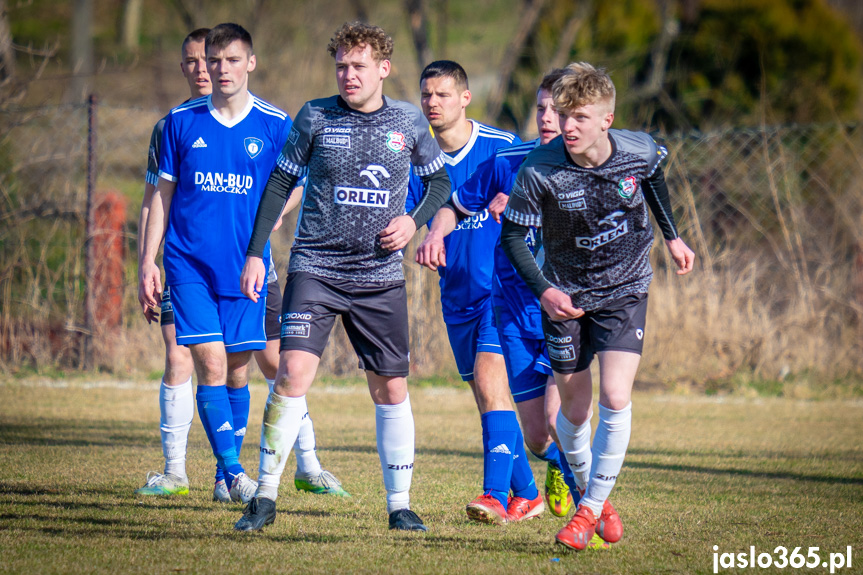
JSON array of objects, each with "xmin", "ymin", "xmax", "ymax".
[
  {"xmin": 234, "ymin": 427, "xmax": 246, "ymax": 437},
  {"xmin": 490, "ymin": 444, "xmax": 512, "ymax": 455},
  {"xmin": 192, "ymin": 137, "xmax": 207, "ymax": 148},
  {"xmin": 216, "ymin": 421, "xmax": 233, "ymax": 433}
]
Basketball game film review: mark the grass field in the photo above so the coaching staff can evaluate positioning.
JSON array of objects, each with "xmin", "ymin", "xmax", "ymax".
[{"xmin": 0, "ymin": 378, "xmax": 861, "ymax": 575}]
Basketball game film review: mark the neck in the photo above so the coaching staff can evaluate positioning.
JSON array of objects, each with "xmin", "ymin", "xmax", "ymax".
[
  {"xmin": 436, "ymin": 118, "xmax": 472, "ymax": 153},
  {"xmin": 211, "ymin": 89, "xmax": 250, "ymax": 121},
  {"xmin": 572, "ymin": 134, "xmax": 612, "ymax": 168}
]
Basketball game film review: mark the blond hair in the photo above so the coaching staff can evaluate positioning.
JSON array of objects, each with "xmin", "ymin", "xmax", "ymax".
[
  {"xmin": 327, "ymin": 22, "xmax": 394, "ymax": 63},
  {"xmin": 552, "ymin": 62, "xmax": 616, "ymax": 113}
]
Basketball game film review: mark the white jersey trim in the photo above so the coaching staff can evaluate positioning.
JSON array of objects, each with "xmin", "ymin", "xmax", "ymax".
[
  {"xmin": 207, "ymin": 93, "xmax": 255, "ymax": 128},
  {"xmin": 450, "ymin": 190, "xmax": 477, "ymax": 217},
  {"xmin": 444, "ymin": 120, "xmax": 481, "ymax": 166},
  {"xmin": 158, "ymin": 170, "xmax": 178, "ymax": 183}
]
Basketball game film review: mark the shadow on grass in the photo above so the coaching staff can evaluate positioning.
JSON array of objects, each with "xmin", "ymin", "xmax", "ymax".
[
  {"xmin": 326, "ymin": 443, "xmax": 482, "ymax": 461},
  {"xmin": 624, "ymin": 458, "xmax": 863, "ymax": 486},
  {"xmin": 0, "ymin": 420, "xmax": 153, "ymax": 448}
]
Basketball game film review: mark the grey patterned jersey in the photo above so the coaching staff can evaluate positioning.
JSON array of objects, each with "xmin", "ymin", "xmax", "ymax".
[
  {"xmin": 504, "ymin": 129, "xmax": 667, "ymax": 310},
  {"xmin": 276, "ymin": 95, "xmax": 444, "ymax": 282}
]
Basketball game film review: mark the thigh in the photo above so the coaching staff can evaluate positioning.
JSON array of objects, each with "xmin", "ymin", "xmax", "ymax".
[
  {"xmin": 170, "ymin": 282, "xmax": 222, "ymax": 347},
  {"xmin": 343, "ymin": 281, "xmax": 410, "ymax": 378},
  {"xmin": 279, "ymin": 272, "xmax": 342, "ymax": 357},
  {"xmin": 219, "ymin": 294, "xmax": 267, "ymax": 353}
]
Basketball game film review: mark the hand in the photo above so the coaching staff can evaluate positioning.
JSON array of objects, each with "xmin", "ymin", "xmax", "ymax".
[
  {"xmin": 138, "ymin": 261, "xmax": 162, "ymax": 322},
  {"xmin": 487, "ymin": 192, "xmax": 509, "ymax": 223},
  {"xmin": 415, "ymin": 231, "xmax": 446, "ymax": 271},
  {"xmin": 540, "ymin": 287, "xmax": 584, "ymax": 321},
  {"xmin": 665, "ymin": 237, "xmax": 695, "ymax": 275},
  {"xmin": 379, "ymin": 215, "xmax": 417, "ymax": 252},
  {"xmin": 240, "ymin": 256, "xmax": 266, "ymax": 302}
]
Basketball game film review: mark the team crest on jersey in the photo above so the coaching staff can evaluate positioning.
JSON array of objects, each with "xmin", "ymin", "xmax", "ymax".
[
  {"xmin": 244, "ymin": 137, "xmax": 264, "ymax": 159},
  {"xmin": 618, "ymin": 176, "xmax": 637, "ymax": 198},
  {"xmin": 386, "ymin": 131, "xmax": 406, "ymax": 152}
]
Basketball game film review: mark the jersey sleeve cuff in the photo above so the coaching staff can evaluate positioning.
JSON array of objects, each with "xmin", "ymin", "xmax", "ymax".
[
  {"xmin": 158, "ymin": 170, "xmax": 177, "ymax": 183},
  {"xmin": 276, "ymin": 153, "xmax": 307, "ymax": 178},
  {"xmin": 450, "ymin": 191, "xmax": 477, "ymax": 217},
  {"xmin": 503, "ymin": 206, "xmax": 542, "ymax": 227},
  {"xmin": 146, "ymin": 171, "xmax": 159, "ymax": 186},
  {"xmin": 413, "ymin": 153, "xmax": 446, "ymax": 177}
]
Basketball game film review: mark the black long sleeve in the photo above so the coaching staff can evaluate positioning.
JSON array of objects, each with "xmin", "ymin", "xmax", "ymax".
[
  {"xmin": 642, "ymin": 166, "xmax": 678, "ymax": 241},
  {"xmin": 408, "ymin": 166, "xmax": 451, "ymax": 228},
  {"xmin": 246, "ymin": 167, "xmax": 299, "ymax": 258},
  {"xmin": 501, "ymin": 218, "xmax": 552, "ymax": 299}
]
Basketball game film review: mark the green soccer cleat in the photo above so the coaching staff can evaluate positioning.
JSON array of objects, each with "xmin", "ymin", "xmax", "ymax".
[
  {"xmin": 294, "ymin": 470, "xmax": 350, "ymax": 497},
  {"xmin": 544, "ymin": 463, "xmax": 573, "ymax": 517},
  {"xmin": 135, "ymin": 472, "xmax": 189, "ymax": 496}
]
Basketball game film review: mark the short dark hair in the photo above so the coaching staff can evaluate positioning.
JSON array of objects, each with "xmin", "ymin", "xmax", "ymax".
[
  {"xmin": 420, "ymin": 60, "xmax": 469, "ymax": 91},
  {"xmin": 327, "ymin": 22, "xmax": 393, "ymax": 62},
  {"xmin": 538, "ymin": 67, "xmax": 568, "ymax": 94},
  {"xmin": 181, "ymin": 28, "xmax": 210, "ymax": 52},
  {"xmin": 206, "ymin": 23, "xmax": 253, "ymax": 55}
]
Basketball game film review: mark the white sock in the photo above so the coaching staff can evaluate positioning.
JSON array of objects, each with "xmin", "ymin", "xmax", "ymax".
[
  {"xmin": 582, "ymin": 402, "xmax": 632, "ymax": 517},
  {"xmin": 266, "ymin": 378, "xmax": 322, "ymax": 478},
  {"xmin": 160, "ymin": 377, "xmax": 193, "ymax": 478},
  {"xmin": 376, "ymin": 395, "xmax": 414, "ymax": 514},
  {"xmin": 256, "ymin": 393, "xmax": 306, "ymax": 501},
  {"xmin": 556, "ymin": 409, "xmax": 593, "ymax": 492}
]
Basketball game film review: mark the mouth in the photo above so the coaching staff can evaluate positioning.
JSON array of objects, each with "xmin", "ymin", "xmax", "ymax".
[{"xmin": 343, "ymin": 85, "xmax": 360, "ymax": 95}]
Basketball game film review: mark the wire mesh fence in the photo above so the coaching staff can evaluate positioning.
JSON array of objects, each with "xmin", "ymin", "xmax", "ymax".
[{"xmin": 1, "ymin": 99, "xmax": 861, "ymax": 384}]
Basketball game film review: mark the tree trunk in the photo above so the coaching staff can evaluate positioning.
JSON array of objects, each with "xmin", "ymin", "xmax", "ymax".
[
  {"xmin": 121, "ymin": 0, "xmax": 143, "ymax": 52},
  {"xmin": 405, "ymin": 0, "xmax": 433, "ymax": 72},
  {"xmin": 0, "ymin": 0, "xmax": 14, "ymax": 85}
]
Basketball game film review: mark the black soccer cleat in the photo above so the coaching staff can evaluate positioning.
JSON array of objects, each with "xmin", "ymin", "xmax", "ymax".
[
  {"xmin": 234, "ymin": 497, "xmax": 276, "ymax": 532},
  {"xmin": 388, "ymin": 508, "xmax": 428, "ymax": 531}
]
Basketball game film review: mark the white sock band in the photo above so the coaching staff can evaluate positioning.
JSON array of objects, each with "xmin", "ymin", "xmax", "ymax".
[
  {"xmin": 256, "ymin": 393, "xmax": 307, "ymax": 501},
  {"xmin": 376, "ymin": 395, "xmax": 414, "ymax": 514},
  {"xmin": 583, "ymin": 402, "xmax": 632, "ymax": 517},
  {"xmin": 556, "ymin": 409, "xmax": 593, "ymax": 492},
  {"xmin": 160, "ymin": 376, "xmax": 193, "ymax": 478}
]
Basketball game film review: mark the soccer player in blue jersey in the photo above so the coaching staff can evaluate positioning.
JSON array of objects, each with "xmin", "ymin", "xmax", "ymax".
[
  {"xmin": 409, "ymin": 61, "xmax": 546, "ymax": 525},
  {"xmin": 501, "ymin": 63, "xmax": 695, "ymax": 550},
  {"xmin": 134, "ymin": 28, "xmax": 347, "ymax": 502},
  {"xmin": 138, "ymin": 23, "xmax": 292, "ymax": 506},
  {"xmin": 234, "ymin": 22, "xmax": 451, "ymax": 533},
  {"xmin": 417, "ymin": 68, "xmax": 584, "ymax": 523}
]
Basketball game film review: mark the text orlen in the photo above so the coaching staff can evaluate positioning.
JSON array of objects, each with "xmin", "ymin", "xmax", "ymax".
[
  {"xmin": 195, "ymin": 172, "xmax": 253, "ymax": 195},
  {"xmin": 576, "ymin": 220, "xmax": 628, "ymax": 251},
  {"xmin": 334, "ymin": 186, "xmax": 390, "ymax": 208}
]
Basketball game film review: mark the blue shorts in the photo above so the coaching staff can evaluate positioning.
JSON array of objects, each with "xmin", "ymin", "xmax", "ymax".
[
  {"xmin": 171, "ymin": 282, "xmax": 267, "ymax": 352},
  {"xmin": 497, "ymin": 327, "xmax": 553, "ymax": 404},
  {"xmin": 445, "ymin": 307, "xmax": 502, "ymax": 382}
]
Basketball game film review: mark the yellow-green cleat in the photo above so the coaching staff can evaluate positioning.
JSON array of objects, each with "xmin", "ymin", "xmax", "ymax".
[
  {"xmin": 135, "ymin": 472, "xmax": 189, "ymax": 496},
  {"xmin": 544, "ymin": 463, "xmax": 573, "ymax": 517},
  {"xmin": 294, "ymin": 470, "xmax": 350, "ymax": 497}
]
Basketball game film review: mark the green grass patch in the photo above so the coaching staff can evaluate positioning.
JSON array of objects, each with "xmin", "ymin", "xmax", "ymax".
[{"xmin": 0, "ymin": 381, "xmax": 861, "ymax": 574}]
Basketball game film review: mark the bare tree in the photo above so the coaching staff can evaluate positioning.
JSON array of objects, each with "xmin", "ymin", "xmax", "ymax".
[
  {"xmin": 0, "ymin": 0, "xmax": 14, "ymax": 86},
  {"xmin": 121, "ymin": 0, "xmax": 144, "ymax": 52},
  {"xmin": 405, "ymin": 0, "xmax": 433, "ymax": 72},
  {"xmin": 68, "ymin": 0, "xmax": 94, "ymax": 103}
]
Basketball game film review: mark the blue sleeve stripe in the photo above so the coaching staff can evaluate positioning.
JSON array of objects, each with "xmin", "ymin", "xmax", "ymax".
[
  {"xmin": 146, "ymin": 171, "xmax": 159, "ymax": 186},
  {"xmin": 413, "ymin": 153, "xmax": 446, "ymax": 177},
  {"xmin": 451, "ymin": 191, "xmax": 477, "ymax": 217},
  {"xmin": 158, "ymin": 170, "xmax": 177, "ymax": 183},
  {"xmin": 503, "ymin": 206, "xmax": 542, "ymax": 227},
  {"xmin": 276, "ymin": 153, "xmax": 305, "ymax": 177}
]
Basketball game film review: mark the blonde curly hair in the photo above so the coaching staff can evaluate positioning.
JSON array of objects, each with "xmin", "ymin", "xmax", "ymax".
[
  {"xmin": 552, "ymin": 62, "xmax": 616, "ymax": 113},
  {"xmin": 327, "ymin": 22, "xmax": 394, "ymax": 63}
]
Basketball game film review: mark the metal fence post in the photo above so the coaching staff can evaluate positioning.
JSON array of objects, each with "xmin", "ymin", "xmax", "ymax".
[{"xmin": 84, "ymin": 93, "xmax": 98, "ymax": 369}]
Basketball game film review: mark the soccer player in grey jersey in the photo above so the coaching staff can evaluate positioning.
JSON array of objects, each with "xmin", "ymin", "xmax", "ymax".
[
  {"xmin": 501, "ymin": 63, "xmax": 694, "ymax": 550},
  {"xmin": 234, "ymin": 22, "xmax": 451, "ymax": 532}
]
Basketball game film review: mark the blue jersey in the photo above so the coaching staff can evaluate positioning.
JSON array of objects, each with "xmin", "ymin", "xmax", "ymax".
[
  {"xmin": 452, "ymin": 139, "xmax": 543, "ymax": 338},
  {"xmin": 408, "ymin": 121, "xmax": 520, "ymax": 323},
  {"xmin": 158, "ymin": 94, "xmax": 291, "ymax": 297}
]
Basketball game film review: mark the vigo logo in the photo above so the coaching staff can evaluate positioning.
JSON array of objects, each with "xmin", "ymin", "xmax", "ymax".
[
  {"xmin": 360, "ymin": 164, "xmax": 391, "ymax": 188},
  {"xmin": 324, "ymin": 126, "xmax": 352, "ymax": 134},
  {"xmin": 387, "ymin": 463, "xmax": 414, "ymax": 470},
  {"xmin": 576, "ymin": 220, "xmax": 628, "ymax": 251},
  {"xmin": 195, "ymin": 171, "xmax": 253, "ymax": 195},
  {"xmin": 546, "ymin": 334, "xmax": 572, "ymax": 344}
]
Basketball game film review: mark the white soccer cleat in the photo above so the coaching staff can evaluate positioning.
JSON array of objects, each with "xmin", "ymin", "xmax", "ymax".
[
  {"xmin": 294, "ymin": 469, "xmax": 350, "ymax": 497},
  {"xmin": 228, "ymin": 472, "xmax": 258, "ymax": 504},
  {"xmin": 135, "ymin": 471, "xmax": 189, "ymax": 496},
  {"xmin": 212, "ymin": 479, "xmax": 232, "ymax": 503}
]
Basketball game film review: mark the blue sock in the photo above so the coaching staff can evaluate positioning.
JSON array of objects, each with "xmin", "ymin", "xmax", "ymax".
[
  {"xmin": 481, "ymin": 411, "xmax": 517, "ymax": 509},
  {"xmin": 226, "ymin": 385, "xmax": 250, "ymax": 458},
  {"xmin": 196, "ymin": 385, "xmax": 244, "ymax": 484},
  {"xmin": 510, "ymin": 424, "xmax": 539, "ymax": 500},
  {"xmin": 530, "ymin": 442, "xmax": 581, "ymax": 506}
]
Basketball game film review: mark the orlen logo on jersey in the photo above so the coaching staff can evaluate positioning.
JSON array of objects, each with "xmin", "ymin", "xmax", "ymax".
[
  {"xmin": 557, "ymin": 189, "xmax": 587, "ymax": 211},
  {"xmin": 575, "ymin": 213, "xmax": 628, "ymax": 251},
  {"xmin": 334, "ymin": 187, "xmax": 389, "ymax": 208},
  {"xmin": 454, "ymin": 209, "xmax": 489, "ymax": 231},
  {"xmin": 195, "ymin": 172, "xmax": 253, "ymax": 195}
]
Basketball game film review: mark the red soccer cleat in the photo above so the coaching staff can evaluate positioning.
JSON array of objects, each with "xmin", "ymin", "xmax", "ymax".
[
  {"xmin": 465, "ymin": 494, "xmax": 508, "ymax": 524},
  {"xmin": 595, "ymin": 498, "xmax": 623, "ymax": 543},
  {"xmin": 555, "ymin": 505, "xmax": 597, "ymax": 551},
  {"xmin": 506, "ymin": 493, "xmax": 545, "ymax": 522}
]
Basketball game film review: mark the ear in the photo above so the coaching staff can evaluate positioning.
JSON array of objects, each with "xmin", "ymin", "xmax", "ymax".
[
  {"xmin": 462, "ymin": 89, "xmax": 472, "ymax": 109},
  {"xmin": 247, "ymin": 54, "xmax": 257, "ymax": 73},
  {"xmin": 379, "ymin": 59, "xmax": 391, "ymax": 79},
  {"xmin": 602, "ymin": 111, "xmax": 614, "ymax": 131}
]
